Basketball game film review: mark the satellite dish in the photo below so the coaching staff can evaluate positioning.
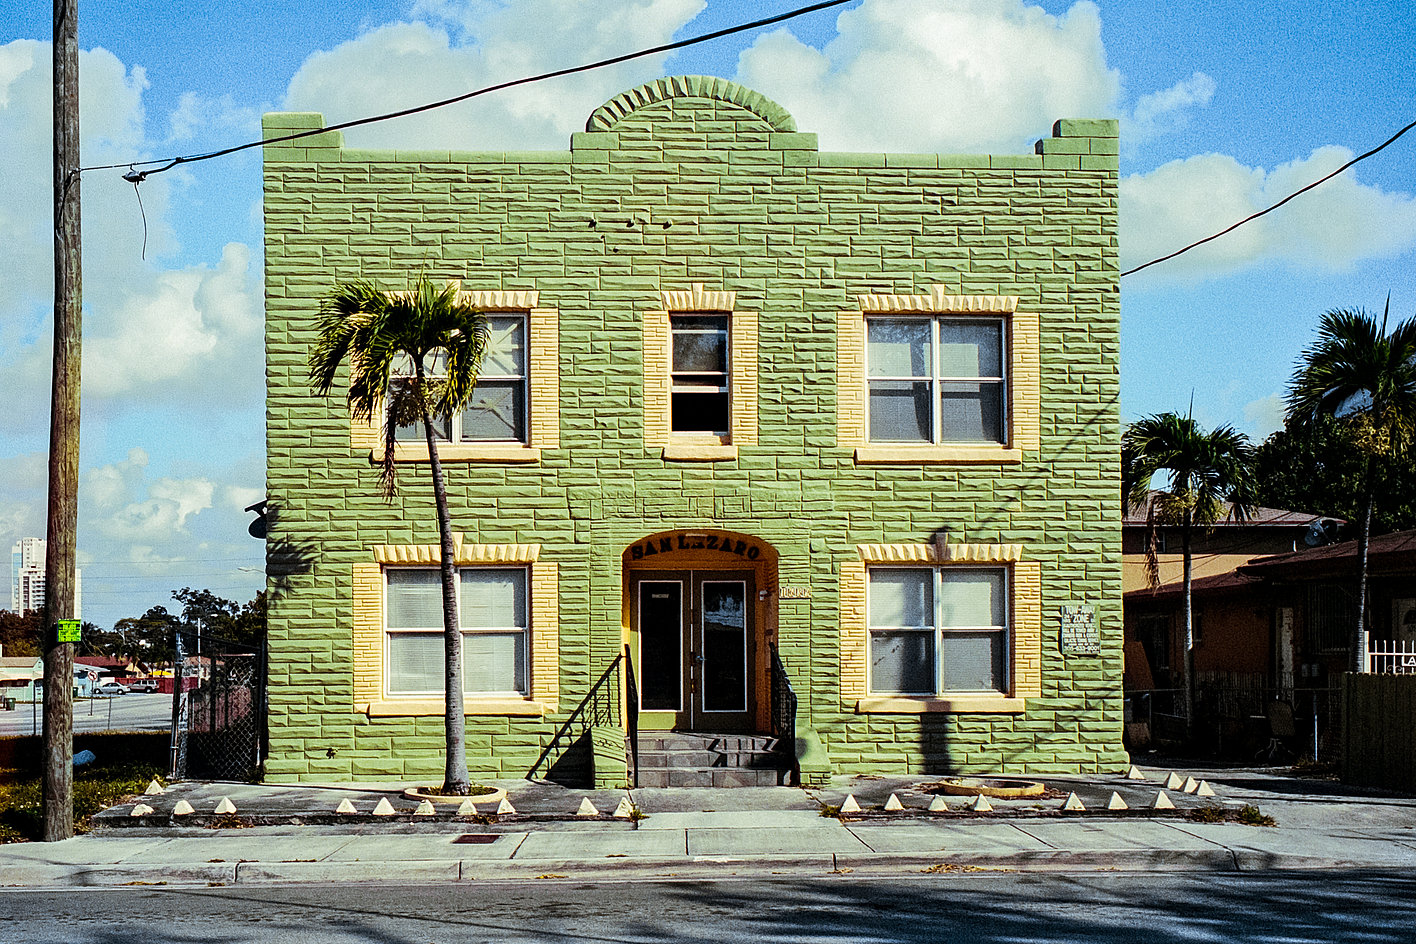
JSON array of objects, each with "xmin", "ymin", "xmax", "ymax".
[{"xmin": 1303, "ymin": 519, "xmax": 1337, "ymax": 547}]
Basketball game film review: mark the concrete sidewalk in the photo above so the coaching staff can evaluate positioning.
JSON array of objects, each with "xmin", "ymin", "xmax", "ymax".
[{"xmin": 4, "ymin": 765, "xmax": 1415, "ymax": 887}]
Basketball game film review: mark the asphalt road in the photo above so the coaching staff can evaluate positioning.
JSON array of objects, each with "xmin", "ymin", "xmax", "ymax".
[
  {"xmin": 3, "ymin": 870, "xmax": 1415, "ymax": 943},
  {"xmin": 0, "ymin": 692, "xmax": 170, "ymax": 737}
]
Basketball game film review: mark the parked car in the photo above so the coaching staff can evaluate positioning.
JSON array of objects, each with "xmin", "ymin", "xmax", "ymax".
[
  {"xmin": 127, "ymin": 679, "xmax": 159, "ymax": 693},
  {"xmin": 94, "ymin": 680, "xmax": 129, "ymax": 695}
]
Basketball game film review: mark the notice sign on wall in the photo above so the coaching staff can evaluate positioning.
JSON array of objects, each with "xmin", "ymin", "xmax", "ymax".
[{"xmin": 1059, "ymin": 605, "xmax": 1099, "ymax": 655}]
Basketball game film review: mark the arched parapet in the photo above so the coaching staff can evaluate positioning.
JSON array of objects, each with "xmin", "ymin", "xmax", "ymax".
[{"xmin": 586, "ymin": 75, "xmax": 797, "ymax": 133}]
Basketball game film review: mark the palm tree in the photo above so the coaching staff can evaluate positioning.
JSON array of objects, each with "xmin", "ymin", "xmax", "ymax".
[
  {"xmin": 1287, "ymin": 300, "xmax": 1416, "ymax": 674},
  {"xmin": 309, "ymin": 277, "xmax": 489, "ymax": 794},
  {"xmin": 1122, "ymin": 413, "xmax": 1255, "ymax": 741}
]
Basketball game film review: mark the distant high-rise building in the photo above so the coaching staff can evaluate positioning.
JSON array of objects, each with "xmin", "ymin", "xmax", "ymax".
[{"xmin": 9, "ymin": 538, "xmax": 80, "ymax": 618}]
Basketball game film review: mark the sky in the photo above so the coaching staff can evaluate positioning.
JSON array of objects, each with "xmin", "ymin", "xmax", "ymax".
[{"xmin": 1, "ymin": 0, "xmax": 1414, "ymax": 630}]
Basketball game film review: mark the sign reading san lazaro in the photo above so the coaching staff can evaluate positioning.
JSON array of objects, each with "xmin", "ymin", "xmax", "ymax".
[{"xmin": 629, "ymin": 533, "xmax": 764, "ymax": 561}]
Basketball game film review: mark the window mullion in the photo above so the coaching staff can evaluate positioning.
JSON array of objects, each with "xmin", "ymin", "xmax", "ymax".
[
  {"xmin": 933, "ymin": 566, "xmax": 944, "ymax": 697},
  {"xmin": 931, "ymin": 317, "xmax": 941, "ymax": 445}
]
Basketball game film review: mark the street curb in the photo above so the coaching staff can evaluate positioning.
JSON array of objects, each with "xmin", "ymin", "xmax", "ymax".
[{"xmin": 3, "ymin": 848, "xmax": 1400, "ymax": 888}]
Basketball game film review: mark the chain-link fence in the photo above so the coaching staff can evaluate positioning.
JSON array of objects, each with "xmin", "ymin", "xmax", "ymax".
[{"xmin": 169, "ymin": 627, "xmax": 266, "ymax": 781}]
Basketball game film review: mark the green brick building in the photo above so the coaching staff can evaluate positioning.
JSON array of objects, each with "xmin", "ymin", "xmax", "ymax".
[{"xmin": 261, "ymin": 76, "xmax": 1127, "ymax": 785}]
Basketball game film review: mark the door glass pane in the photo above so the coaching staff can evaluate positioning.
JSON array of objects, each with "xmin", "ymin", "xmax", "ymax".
[
  {"xmin": 639, "ymin": 582, "xmax": 682, "ymax": 711},
  {"xmin": 940, "ymin": 631, "xmax": 1005, "ymax": 692},
  {"xmin": 938, "ymin": 320, "xmax": 1002, "ymax": 377},
  {"xmin": 388, "ymin": 633, "xmax": 442, "ymax": 693},
  {"xmin": 463, "ymin": 631, "xmax": 526, "ymax": 693},
  {"xmin": 460, "ymin": 568, "xmax": 527, "ymax": 629},
  {"xmin": 386, "ymin": 570, "xmax": 443, "ymax": 628},
  {"xmin": 461, "ymin": 379, "xmax": 526, "ymax": 442},
  {"xmin": 701, "ymin": 582, "xmax": 747, "ymax": 712},
  {"xmin": 939, "ymin": 570, "xmax": 1005, "ymax": 627},
  {"xmin": 870, "ymin": 631, "xmax": 934, "ymax": 694},
  {"xmin": 869, "ymin": 569, "xmax": 933, "ymax": 628},
  {"xmin": 938, "ymin": 381, "xmax": 1004, "ymax": 442},
  {"xmin": 868, "ymin": 381, "xmax": 931, "ymax": 441},
  {"xmin": 867, "ymin": 319, "xmax": 930, "ymax": 377}
]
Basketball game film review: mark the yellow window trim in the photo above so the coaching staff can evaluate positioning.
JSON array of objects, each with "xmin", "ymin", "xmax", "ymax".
[
  {"xmin": 351, "ymin": 544, "xmax": 558, "ymax": 716},
  {"xmin": 836, "ymin": 286, "xmax": 1039, "ymax": 458},
  {"xmin": 839, "ymin": 548, "xmax": 1042, "ymax": 711},
  {"xmin": 661, "ymin": 282, "xmax": 736, "ymax": 312},
  {"xmin": 349, "ymin": 305, "xmax": 559, "ymax": 459},
  {"xmin": 858, "ymin": 542, "xmax": 1024, "ymax": 564},
  {"xmin": 643, "ymin": 292, "xmax": 757, "ymax": 459}
]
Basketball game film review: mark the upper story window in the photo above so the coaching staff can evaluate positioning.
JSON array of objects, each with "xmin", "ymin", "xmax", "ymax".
[
  {"xmin": 393, "ymin": 314, "xmax": 528, "ymax": 444},
  {"xmin": 642, "ymin": 287, "xmax": 757, "ymax": 461},
  {"xmin": 670, "ymin": 315, "xmax": 730, "ymax": 435},
  {"xmin": 867, "ymin": 316, "xmax": 1006, "ymax": 444}
]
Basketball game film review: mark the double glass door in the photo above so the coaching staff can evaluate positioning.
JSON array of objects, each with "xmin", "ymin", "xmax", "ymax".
[{"xmin": 634, "ymin": 571, "xmax": 754, "ymax": 731}]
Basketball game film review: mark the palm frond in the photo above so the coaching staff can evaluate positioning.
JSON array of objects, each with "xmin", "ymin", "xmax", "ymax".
[{"xmin": 308, "ymin": 275, "xmax": 491, "ymax": 501}]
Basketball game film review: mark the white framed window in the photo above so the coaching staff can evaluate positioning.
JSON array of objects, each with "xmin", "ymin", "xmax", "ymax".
[
  {"xmin": 384, "ymin": 566, "xmax": 529, "ymax": 696},
  {"xmin": 670, "ymin": 314, "xmax": 730, "ymax": 434},
  {"xmin": 867, "ymin": 566, "xmax": 1009, "ymax": 695},
  {"xmin": 866, "ymin": 316, "xmax": 1006, "ymax": 444},
  {"xmin": 393, "ymin": 314, "xmax": 528, "ymax": 444}
]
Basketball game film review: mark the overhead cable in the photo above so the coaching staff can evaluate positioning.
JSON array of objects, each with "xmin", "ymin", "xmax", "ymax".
[
  {"xmin": 1122, "ymin": 117, "xmax": 1416, "ymax": 278},
  {"xmin": 78, "ymin": 0, "xmax": 855, "ymax": 177}
]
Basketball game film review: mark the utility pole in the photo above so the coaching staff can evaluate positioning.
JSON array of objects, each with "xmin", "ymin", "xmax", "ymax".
[{"xmin": 43, "ymin": 0, "xmax": 82, "ymax": 842}]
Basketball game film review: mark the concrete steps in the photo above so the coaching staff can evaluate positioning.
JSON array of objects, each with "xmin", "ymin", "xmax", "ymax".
[{"xmin": 634, "ymin": 733, "xmax": 794, "ymax": 787}]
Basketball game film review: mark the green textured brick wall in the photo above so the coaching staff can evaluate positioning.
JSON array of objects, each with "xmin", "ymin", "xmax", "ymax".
[{"xmin": 262, "ymin": 77, "xmax": 1126, "ymax": 781}]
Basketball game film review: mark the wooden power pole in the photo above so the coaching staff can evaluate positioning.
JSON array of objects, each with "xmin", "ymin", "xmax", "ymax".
[{"xmin": 43, "ymin": 0, "xmax": 82, "ymax": 843}]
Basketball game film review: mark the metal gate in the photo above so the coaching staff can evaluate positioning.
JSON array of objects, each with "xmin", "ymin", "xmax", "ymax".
[{"xmin": 169, "ymin": 628, "xmax": 266, "ymax": 781}]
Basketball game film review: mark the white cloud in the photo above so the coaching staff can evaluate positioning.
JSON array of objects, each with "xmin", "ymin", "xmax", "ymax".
[
  {"xmin": 83, "ymin": 242, "xmax": 262, "ymax": 400},
  {"xmin": 101, "ymin": 478, "xmax": 215, "ymax": 544},
  {"xmin": 283, "ymin": 0, "xmax": 704, "ymax": 150},
  {"xmin": 84, "ymin": 449, "xmax": 214, "ymax": 542},
  {"xmin": 733, "ymin": 0, "xmax": 1120, "ymax": 153},
  {"xmin": 223, "ymin": 485, "xmax": 266, "ymax": 512},
  {"xmin": 1242, "ymin": 393, "xmax": 1286, "ymax": 439},
  {"xmin": 0, "ymin": 40, "xmax": 264, "ymax": 422},
  {"xmin": 0, "ymin": 452, "xmax": 47, "ymax": 551},
  {"xmin": 1121, "ymin": 146, "xmax": 1416, "ymax": 281},
  {"xmin": 1127, "ymin": 71, "xmax": 1215, "ymax": 144},
  {"xmin": 85, "ymin": 447, "xmax": 151, "ymax": 511},
  {"xmin": 165, "ymin": 91, "xmax": 262, "ymax": 144}
]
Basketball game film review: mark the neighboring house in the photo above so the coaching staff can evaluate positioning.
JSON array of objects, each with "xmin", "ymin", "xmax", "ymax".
[
  {"xmin": 1121, "ymin": 494, "xmax": 1339, "ymax": 691},
  {"xmin": 1238, "ymin": 530, "xmax": 1416, "ymax": 684},
  {"xmin": 261, "ymin": 77, "xmax": 1124, "ymax": 784},
  {"xmin": 1124, "ymin": 528, "xmax": 1416, "ymax": 752},
  {"xmin": 1121, "ymin": 491, "xmax": 1338, "ymax": 595},
  {"xmin": 0, "ymin": 656, "xmax": 42, "ymax": 702}
]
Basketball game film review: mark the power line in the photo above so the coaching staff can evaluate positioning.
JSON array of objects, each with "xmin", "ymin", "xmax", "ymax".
[
  {"xmin": 80, "ymin": 0, "xmax": 856, "ymax": 178},
  {"xmin": 1122, "ymin": 116, "xmax": 1416, "ymax": 278}
]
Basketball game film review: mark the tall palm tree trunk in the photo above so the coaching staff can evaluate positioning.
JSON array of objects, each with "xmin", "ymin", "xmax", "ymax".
[
  {"xmin": 1353, "ymin": 479, "xmax": 1374, "ymax": 675},
  {"xmin": 415, "ymin": 364, "xmax": 470, "ymax": 794},
  {"xmin": 1181, "ymin": 514, "xmax": 1195, "ymax": 743}
]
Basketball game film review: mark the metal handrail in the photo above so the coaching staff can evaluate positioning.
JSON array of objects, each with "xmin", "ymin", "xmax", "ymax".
[
  {"xmin": 624, "ymin": 644, "xmax": 639, "ymax": 788},
  {"xmin": 526, "ymin": 651, "xmax": 623, "ymax": 782},
  {"xmin": 770, "ymin": 646, "xmax": 797, "ymax": 746}
]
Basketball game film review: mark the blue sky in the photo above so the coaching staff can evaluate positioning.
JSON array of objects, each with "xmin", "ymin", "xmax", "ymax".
[{"xmin": 1, "ymin": 0, "xmax": 1413, "ymax": 629}]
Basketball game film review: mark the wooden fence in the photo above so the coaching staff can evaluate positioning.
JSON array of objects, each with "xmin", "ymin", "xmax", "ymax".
[{"xmin": 1342, "ymin": 673, "xmax": 1416, "ymax": 792}]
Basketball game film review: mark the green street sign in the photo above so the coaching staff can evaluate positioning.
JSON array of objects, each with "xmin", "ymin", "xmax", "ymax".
[{"xmin": 56, "ymin": 619, "xmax": 81, "ymax": 643}]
